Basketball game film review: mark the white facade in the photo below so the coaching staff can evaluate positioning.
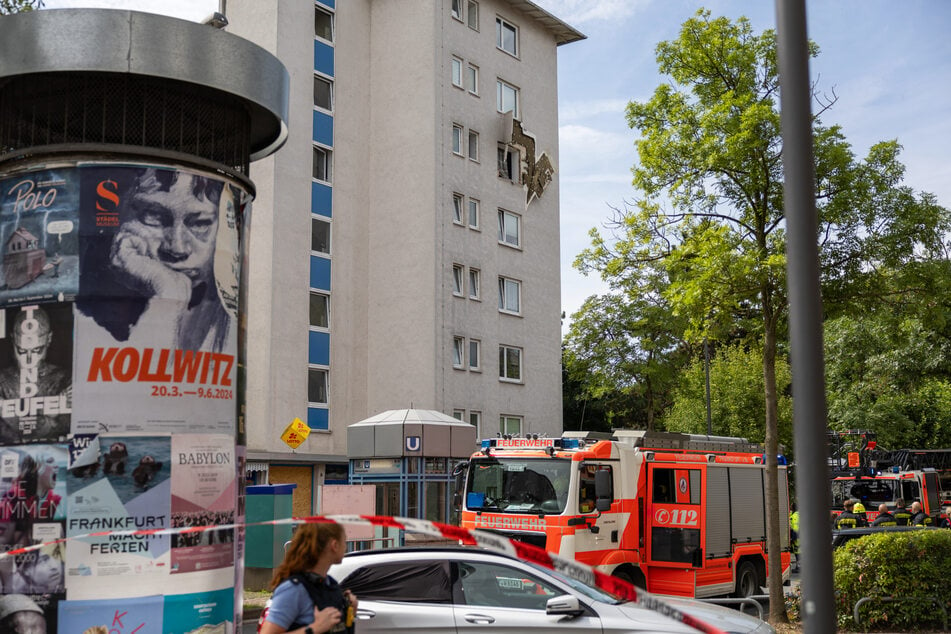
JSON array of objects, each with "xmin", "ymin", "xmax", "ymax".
[{"xmin": 228, "ymin": 0, "xmax": 581, "ymax": 501}]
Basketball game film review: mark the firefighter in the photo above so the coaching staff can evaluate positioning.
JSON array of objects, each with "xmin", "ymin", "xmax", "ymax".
[
  {"xmin": 893, "ymin": 498, "xmax": 913, "ymax": 526},
  {"xmin": 789, "ymin": 502, "xmax": 800, "ymax": 572},
  {"xmin": 871, "ymin": 503, "xmax": 897, "ymax": 526},
  {"xmin": 910, "ymin": 501, "xmax": 933, "ymax": 526},
  {"xmin": 835, "ymin": 499, "xmax": 867, "ymax": 529}
]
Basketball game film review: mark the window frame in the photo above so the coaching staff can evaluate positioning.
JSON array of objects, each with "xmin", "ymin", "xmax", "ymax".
[
  {"xmin": 467, "ymin": 0, "xmax": 479, "ymax": 30},
  {"xmin": 469, "ymin": 410, "xmax": 482, "ymax": 437},
  {"xmin": 452, "ymin": 264, "xmax": 464, "ymax": 297},
  {"xmin": 467, "ymin": 63, "xmax": 479, "ymax": 95},
  {"xmin": 468, "ymin": 129, "xmax": 479, "ymax": 162},
  {"xmin": 451, "ymin": 56, "xmax": 464, "ymax": 88},
  {"xmin": 452, "ymin": 409, "xmax": 466, "ymax": 421},
  {"xmin": 451, "ymin": 0, "xmax": 463, "ymax": 20},
  {"xmin": 495, "ymin": 16, "xmax": 518, "ymax": 57},
  {"xmin": 468, "ymin": 338, "xmax": 481, "ymax": 371},
  {"xmin": 496, "ymin": 78, "xmax": 520, "ymax": 119},
  {"xmin": 499, "ymin": 345, "xmax": 522, "ymax": 382},
  {"xmin": 311, "ymin": 217, "xmax": 331, "ymax": 255},
  {"xmin": 312, "ymin": 145, "xmax": 332, "ymax": 183},
  {"xmin": 309, "ymin": 291, "xmax": 330, "ymax": 330},
  {"xmin": 498, "ymin": 276, "xmax": 521, "ymax": 315},
  {"xmin": 315, "ymin": 6, "xmax": 334, "ymax": 43},
  {"xmin": 308, "ymin": 367, "xmax": 329, "ymax": 405},
  {"xmin": 467, "ymin": 197, "xmax": 480, "ymax": 229},
  {"xmin": 452, "ymin": 124, "xmax": 464, "ymax": 156},
  {"xmin": 452, "ymin": 192, "xmax": 464, "ymax": 225},
  {"xmin": 452, "ymin": 336, "xmax": 466, "ymax": 369},
  {"xmin": 498, "ymin": 143, "xmax": 518, "ymax": 181},
  {"xmin": 467, "ymin": 267, "xmax": 480, "ymax": 300},
  {"xmin": 500, "ymin": 414, "xmax": 522, "ymax": 435},
  {"xmin": 314, "ymin": 73, "xmax": 333, "ymax": 111},
  {"xmin": 497, "ymin": 208, "xmax": 520, "ymax": 248}
]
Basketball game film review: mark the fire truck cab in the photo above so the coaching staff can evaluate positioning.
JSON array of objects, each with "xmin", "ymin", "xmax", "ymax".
[{"xmin": 458, "ymin": 430, "xmax": 791, "ymax": 598}]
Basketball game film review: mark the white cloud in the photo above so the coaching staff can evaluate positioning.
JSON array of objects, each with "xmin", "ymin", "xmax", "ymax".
[
  {"xmin": 534, "ymin": 0, "xmax": 650, "ymax": 25},
  {"xmin": 559, "ymin": 98, "xmax": 630, "ymax": 124}
]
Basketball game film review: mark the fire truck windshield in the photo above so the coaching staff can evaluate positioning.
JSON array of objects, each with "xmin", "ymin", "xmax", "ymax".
[{"xmin": 466, "ymin": 457, "xmax": 571, "ymax": 514}]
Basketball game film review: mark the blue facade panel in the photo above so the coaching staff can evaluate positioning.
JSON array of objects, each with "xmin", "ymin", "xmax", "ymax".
[
  {"xmin": 313, "ymin": 110, "xmax": 333, "ymax": 146},
  {"xmin": 314, "ymin": 41, "xmax": 334, "ymax": 77},
  {"xmin": 312, "ymin": 182, "xmax": 332, "ymax": 218},
  {"xmin": 308, "ymin": 407, "xmax": 329, "ymax": 431},
  {"xmin": 309, "ymin": 330, "xmax": 330, "ymax": 366},
  {"xmin": 310, "ymin": 255, "xmax": 331, "ymax": 290},
  {"xmin": 317, "ymin": 0, "xmax": 334, "ymax": 9}
]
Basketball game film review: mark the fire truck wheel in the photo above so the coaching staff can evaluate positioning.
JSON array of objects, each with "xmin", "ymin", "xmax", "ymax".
[
  {"xmin": 613, "ymin": 568, "xmax": 645, "ymax": 589},
  {"xmin": 733, "ymin": 560, "xmax": 758, "ymax": 598}
]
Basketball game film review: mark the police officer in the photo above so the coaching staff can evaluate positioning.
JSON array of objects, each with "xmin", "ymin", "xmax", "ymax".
[
  {"xmin": 871, "ymin": 503, "xmax": 897, "ymax": 526},
  {"xmin": 893, "ymin": 498, "xmax": 913, "ymax": 526}
]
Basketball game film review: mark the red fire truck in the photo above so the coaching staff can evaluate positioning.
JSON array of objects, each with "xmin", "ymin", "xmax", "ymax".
[{"xmin": 458, "ymin": 430, "xmax": 791, "ymax": 598}]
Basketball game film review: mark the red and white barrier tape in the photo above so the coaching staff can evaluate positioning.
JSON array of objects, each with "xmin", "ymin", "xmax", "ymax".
[{"xmin": 2, "ymin": 514, "xmax": 728, "ymax": 634}]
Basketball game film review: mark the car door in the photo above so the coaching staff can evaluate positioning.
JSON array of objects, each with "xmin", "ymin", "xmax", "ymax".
[
  {"xmin": 341, "ymin": 560, "xmax": 458, "ymax": 632},
  {"xmin": 452, "ymin": 560, "xmax": 602, "ymax": 633}
]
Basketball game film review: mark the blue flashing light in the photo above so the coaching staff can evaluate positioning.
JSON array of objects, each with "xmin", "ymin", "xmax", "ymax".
[
  {"xmin": 481, "ymin": 439, "xmax": 492, "ymax": 449},
  {"xmin": 891, "ymin": 466, "xmax": 901, "ymax": 473},
  {"xmin": 762, "ymin": 454, "xmax": 788, "ymax": 466},
  {"xmin": 560, "ymin": 438, "xmax": 581, "ymax": 449}
]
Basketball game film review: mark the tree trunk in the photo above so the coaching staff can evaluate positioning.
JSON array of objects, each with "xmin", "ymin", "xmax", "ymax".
[{"xmin": 762, "ymin": 288, "xmax": 789, "ymax": 624}]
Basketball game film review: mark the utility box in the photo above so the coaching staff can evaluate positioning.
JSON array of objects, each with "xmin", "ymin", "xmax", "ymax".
[{"xmin": 244, "ymin": 483, "xmax": 297, "ymax": 589}]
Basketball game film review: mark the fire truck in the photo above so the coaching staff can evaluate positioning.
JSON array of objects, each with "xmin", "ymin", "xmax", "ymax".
[
  {"xmin": 828, "ymin": 430, "xmax": 951, "ymax": 523},
  {"xmin": 458, "ymin": 430, "xmax": 791, "ymax": 598}
]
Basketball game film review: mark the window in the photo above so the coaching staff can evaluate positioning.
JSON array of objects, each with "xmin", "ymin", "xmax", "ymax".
[
  {"xmin": 468, "ymin": 267, "xmax": 480, "ymax": 300},
  {"xmin": 314, "ymin": 75, "xmax": 333, "ymax": 110},
  {"xmin": 451, "ymin": 0, "xmax": 463, "ymax": 20},
  {"xmin": 496, "ymin": 17, "xmax": 518, "ymax": 56},
  {"xmin": 451, "ymin": 57, "xmax": 464, "ymax": 88},
  {"xmin": 467, "ymin": 63, "xmax": 479, "ymax": 94},
  {"xmin": 496, "ymin": 79, "xmax": 519, "ymax": 118},
  {"xmin": 498, "ymin": 276, "xmax": 520, "ymax": 314},
  {"xmin": 311, "ymin": 217, "xmax": 330, "ymax": 254},
  {"xmin": 468, "ymin": 130, "xmax": 479, "ymax": 161},
  {"xmin": 498, "ymin": 144, "xmax": 517, "ymax": 181},
  {"xmin": 500, "ymin": 414, "xmax": 522, "ymax": 435},
  {"xmin": 468, "ymin": 198, "xmax": 480, "ymax": 229},
  {"xmin": 579, "ymin": 464, "xmax": 613, "ymax": 513},
  {"xmin": 452, "ymin": 193, "xmax": 464, "ymax": 224},
  {"xmin": 452, "ymin": 124, "xmax": 464, "ymax": 155},
  {"xmin": 453, "ymin": 336, "xmax": 465, "ymax": 368},
  {"xmin": 468, "ymin": 339, "xmax": 481, "ymax": 371},
  {"xmin": 452, "ymin": 409, "xmax": 465, "ymax": 420},
  {"xmin": 313, "ymin": 146, "xmax": 331, "ymax": 182},
  {"xmin": 469, "ymin": 411, "xmax": 481, "ymax": 436},
  {"xmin": 467, "ymin": 1, "xmax": 479, "ymax": 29},
  {"xmin": 308, "ymin": 368, "xmax": 328, "ymax": 404},
  {"xmin": 499, "ymin": 345, "xmax": 521, "ymax": 381},
  {"xmin": 309, "ymin": 292, "xmax": 329, "ymax": 328},
  {"xmin": 315, "ymin": 7, "xmax": 333, "ymax": 42},
  {"xmin": 498, "ymin": 209, "xmax": 520, "ymax": 247},
  {"xmin": 458, "ymin": 561, "xmax": 559, "ymax": 609},
  {"xmin": 452, "ymin": 264, "xmax": 464, "ymax": 296}
]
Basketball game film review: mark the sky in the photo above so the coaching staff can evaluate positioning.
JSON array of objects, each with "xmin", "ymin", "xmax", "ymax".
[{"xmin": 41, "ymin": 0, "xmax": 951, "ymax": 335}]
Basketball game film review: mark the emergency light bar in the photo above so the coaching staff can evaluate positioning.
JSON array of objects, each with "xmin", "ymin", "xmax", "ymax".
[{"xmin": 480, "ymin": 437, "xmax": 582, "ymax": 450}]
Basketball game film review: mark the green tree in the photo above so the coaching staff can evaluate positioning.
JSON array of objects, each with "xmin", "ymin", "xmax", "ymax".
[
  {"xmin": 0, "ymin": 0, "xmax": 43, "ymax": 15},
  {"xmin": 564, "ymin": 264, "xmax": 689, "ymax": 431},
  {"xmin": 577, "ymin": 9, "xmax": 949, "ymax": 620},
  {"xmin": 665, "ymin": 343, "xmax": 794, "ymax": 453}
]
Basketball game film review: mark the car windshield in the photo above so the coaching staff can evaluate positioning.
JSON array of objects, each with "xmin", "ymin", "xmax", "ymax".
[
  {"xmin": 831, "ymin": 478, "xmax": 898, "ymax": 507},
  {"xmin": 522, "ymin": 559, "xmax": 625, "ymax": 605},
  {"xmin": 466, "ymin": 458, "xmax": 571, "ymax": 514}
]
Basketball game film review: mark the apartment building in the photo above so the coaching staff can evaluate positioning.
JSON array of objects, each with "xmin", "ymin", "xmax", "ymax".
[{"xmin": 228, "ymin": 0, "xmax": 582, "ymax": 516}]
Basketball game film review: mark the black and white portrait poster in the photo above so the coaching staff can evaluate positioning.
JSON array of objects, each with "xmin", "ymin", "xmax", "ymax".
[{"xmin": 71, "ymin": 164, "xmax": 242, "ymax": 435}]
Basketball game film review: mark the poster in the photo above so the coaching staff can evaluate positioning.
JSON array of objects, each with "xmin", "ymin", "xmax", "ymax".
[
  {"xmin": 0, "ymin": 169, "xmax": 80, "ymax": 308},
  {"xmin": 72, "ymin": 164, "xmax": 240, "ymax": 435},
  {"xmin": 0, "ymin": 303, "xmax": 73, "ymax": 445},
  {"xmin": 0, "ymin": 591, "xmax": 64, "ymax": 633},
  {"xmin": 163, "ymin": 588, "xmax": 233, "ymax": 634},
  {"xmin": 0, "ymin": 444, "xmax": 67, "ymax": 633},
  {"xmin": 65, "ymin": 436, "xmax": 171, "ymax": 599},
  {"xmin": 170, "ymin": 435, "xmax": 235, "ymax": 575},
  {"xmin": 58, "ymin": 594, "xmax": 164, "ymax": 634}
]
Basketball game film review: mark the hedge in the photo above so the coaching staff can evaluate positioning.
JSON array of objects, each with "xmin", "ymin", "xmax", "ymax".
[{"xmin": 833, "ymin": 529, "xmax": 951, "ymax": 631}]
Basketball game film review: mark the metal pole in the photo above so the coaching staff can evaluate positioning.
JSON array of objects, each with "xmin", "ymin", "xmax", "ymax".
[
  {"xmin": 704, "ymin": 338, "xmax": 712, "ymax": 435},
  {"xmin": 774, "ymin": 0, "xmax": 836, "ymax": 632}
]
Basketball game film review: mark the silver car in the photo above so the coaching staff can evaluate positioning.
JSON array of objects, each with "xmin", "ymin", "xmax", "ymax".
[{"xmin": 328, "ymin": 547, "xmax": 775, "ymax": 633}]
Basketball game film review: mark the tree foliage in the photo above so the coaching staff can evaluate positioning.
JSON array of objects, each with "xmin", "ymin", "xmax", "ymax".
[
  {"xmin": 0, "ymin": 0, "xmax": 42, "ymax": 15},
  {"xmin": 570, "ymin": 9, "xmax": 950, "ymax": 621}
]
